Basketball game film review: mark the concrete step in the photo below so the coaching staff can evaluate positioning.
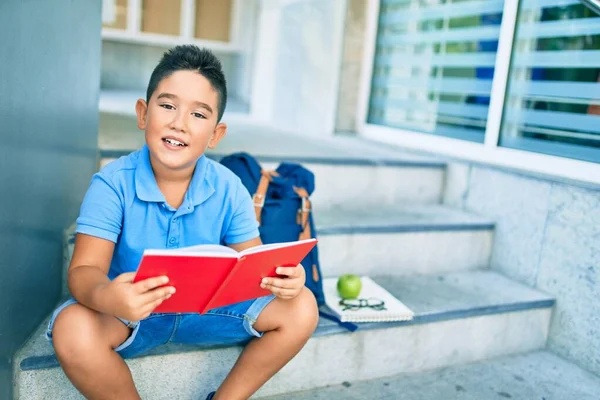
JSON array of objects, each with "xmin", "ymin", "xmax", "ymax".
[
  {"xmin": 15, "ymin": 270, "xmax": 554, "ymax": 399},
  {"xmin": 256, "ymin": 351, "xmax": 600, "ymax": 400},
  {"xmin": 60, "ymin": 205, "xmax": 494, "ymax": 295},
  {"xmin": 316, "ymin": 205, "xmax": 494, "ymax": 277},
  {"xmin": 98, "ymin": 113, "xmax": 447, "ymax": 208}
]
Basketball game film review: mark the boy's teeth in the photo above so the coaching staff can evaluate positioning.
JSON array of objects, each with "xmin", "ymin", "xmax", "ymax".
[{"xmin": 164, "ymin": 138, "xmax": 184, "ymax": 146}]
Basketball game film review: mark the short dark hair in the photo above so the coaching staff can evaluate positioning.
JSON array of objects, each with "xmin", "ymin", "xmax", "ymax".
[{"xmin": 146, "ymin": 45, "xmax": 227, "ymax": 122}]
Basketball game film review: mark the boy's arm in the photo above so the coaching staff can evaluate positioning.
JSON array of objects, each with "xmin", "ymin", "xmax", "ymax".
[
  {"xmin": 69, "ymin": 171, "xmax": 122, "ymax": 312},
  {"xmin": 227, "ymin": 236, "xmax": 262, "ymax": 252},
  {"xmin": 69, "ymin": 233, "xmax": 175, "ymax": 320},
  {"xmin": 70, "ymin": 172, "xmax": 174, "ymax": 320},
  {"xmin": 67, "ymin": 233, "xmax": 115, "ymax": 312}
]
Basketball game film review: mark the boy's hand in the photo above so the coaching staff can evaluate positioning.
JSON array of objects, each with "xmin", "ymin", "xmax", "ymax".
[
  {"xmin": 260, "ymin": 264, "xmax": 306, "ymax": 300},
  {"xmin": 98, "ymin": 272, "xmax": 176, "ymax": 321}
]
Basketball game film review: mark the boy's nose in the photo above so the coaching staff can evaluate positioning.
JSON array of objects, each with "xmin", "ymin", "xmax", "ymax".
[{"xmin": 169, "ymin": 112, "xmax": 186, "ymax": 132}]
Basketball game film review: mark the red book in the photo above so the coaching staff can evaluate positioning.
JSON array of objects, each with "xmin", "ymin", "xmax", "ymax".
[{"xmin": 133, "ymin": 239, "xmax": 318, "ymax": 314}]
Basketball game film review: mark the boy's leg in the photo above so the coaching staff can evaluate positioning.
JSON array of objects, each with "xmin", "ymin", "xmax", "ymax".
[
  {"xmin": 51, "ymin": 304, "xmax": 140, "ymax": 400},
  {"xmin": 214, "ymin": 287, "xmax": 319, "ymax": 400}
]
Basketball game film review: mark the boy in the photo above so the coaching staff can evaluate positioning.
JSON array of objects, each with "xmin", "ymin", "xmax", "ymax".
[{"xmin": 46, "ymin": 45, "xmax": 319, "ymax": 400}]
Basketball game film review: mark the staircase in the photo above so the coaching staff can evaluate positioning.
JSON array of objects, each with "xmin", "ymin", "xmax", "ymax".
[{"xmin": 13, "ymin": 116, "xmax": 566, "ymax": 399}]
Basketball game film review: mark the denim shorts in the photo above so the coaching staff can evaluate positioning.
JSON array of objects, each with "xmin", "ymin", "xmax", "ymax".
[{"xmin": 46, "ymin": 295, "xmax": 276, "ymax": 359}]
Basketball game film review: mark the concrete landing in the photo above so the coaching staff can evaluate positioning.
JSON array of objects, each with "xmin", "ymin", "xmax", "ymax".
[
  {"xmin": 257, "ymin": 351, "xmax": 600, "ymax": 400},
  {"xmin": 98, "ymin": 112, "xmax": 443, "ymax": 166}
]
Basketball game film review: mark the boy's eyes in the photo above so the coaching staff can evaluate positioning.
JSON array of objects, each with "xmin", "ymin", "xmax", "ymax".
[{"xmin": 159, "ymin": 104, "xmax": 206, "ymax": 119}]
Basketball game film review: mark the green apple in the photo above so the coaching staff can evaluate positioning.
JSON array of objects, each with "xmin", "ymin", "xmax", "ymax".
[{"xmin": 337, "ymin": 274, "xmax": 362, "ymax": 299}]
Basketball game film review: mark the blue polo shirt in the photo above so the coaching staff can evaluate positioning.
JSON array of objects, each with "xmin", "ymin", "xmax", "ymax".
[{"xmin": 76, "ymin": 145, "xmax": 259, "ymax": 280}]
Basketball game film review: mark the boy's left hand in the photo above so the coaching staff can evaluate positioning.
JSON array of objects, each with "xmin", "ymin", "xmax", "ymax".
[{"xmin": 261, "ymin": 264, "xmax": 306, "ymax": 300}]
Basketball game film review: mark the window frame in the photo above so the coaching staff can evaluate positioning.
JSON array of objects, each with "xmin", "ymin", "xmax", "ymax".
[
  {"xmin": 357, "ymin": 0, "xmax": 600, "ymax": 185},
  {"xmin": 101, "ymin": 0, "xmax": 245, "ymax": 54}
]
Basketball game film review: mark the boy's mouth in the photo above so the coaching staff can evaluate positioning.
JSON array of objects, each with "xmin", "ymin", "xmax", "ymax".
[{"xmin": 162, "ymin": 137, "xmax": 188, "ymax": 147}]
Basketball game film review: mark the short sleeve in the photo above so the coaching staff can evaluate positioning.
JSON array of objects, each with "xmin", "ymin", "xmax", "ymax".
[
  {"xmin": 75, "ymin": 172, "xmax": 123, "ymax": 243},
  {"xmin": 223, "ymin": 180, "xmax": 259, "ymax": 245}
]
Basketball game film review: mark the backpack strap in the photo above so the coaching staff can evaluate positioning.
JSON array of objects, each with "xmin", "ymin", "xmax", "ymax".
[
  {"xmin": 253, "ymin": 170, "xmax": 278, "ymax": 225},
  {"xmin": 319, "ymin": 309, "xmax": 359, "ymax": 332},
  {"xmin": 293, "ymin": 187, "xmax": 320, "ymax": 283},
  {"xmin": 293, "ymin": 187, "xmax": 312, "ymax": 241}
]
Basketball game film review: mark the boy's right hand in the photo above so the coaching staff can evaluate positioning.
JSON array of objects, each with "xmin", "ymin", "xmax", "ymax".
[{"xmin": 98, "ymin": 272, "xmax": 176, "ymax": 321}]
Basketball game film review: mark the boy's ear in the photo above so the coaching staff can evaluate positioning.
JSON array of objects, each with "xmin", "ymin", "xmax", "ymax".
[
  {"xmin": 208, "ymin": 122, "xmax": 227, "ymax": 149},
  {"xmin": 135, "ymin": 99, "xmax": 148, "ymax": 130}
]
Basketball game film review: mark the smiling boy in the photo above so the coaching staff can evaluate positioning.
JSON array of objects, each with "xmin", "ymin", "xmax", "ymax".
[{"xmin": 46, "ymin": 45, "xmax": 319, "ymax": 400}]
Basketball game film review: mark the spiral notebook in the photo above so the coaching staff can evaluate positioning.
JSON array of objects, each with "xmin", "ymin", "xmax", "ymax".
[{"xmin": 323, "ymin": 276, "xmax": 414, "ymax": 323}]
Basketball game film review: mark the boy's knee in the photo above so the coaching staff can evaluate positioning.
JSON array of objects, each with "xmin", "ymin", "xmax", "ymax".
[
  {"xmin": 256, "ymin": 288, "xmax": 319, "ymax": 336},
  {"xmin": 290, "ymin": 288, "xmax": 319, "ymax": 334},
  {"xmin": 52, "ymin": 305, "xmax": 101, "ymax": 360}
]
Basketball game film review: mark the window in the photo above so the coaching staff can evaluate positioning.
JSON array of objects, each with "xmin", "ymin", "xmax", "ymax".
[
  {"xmin": 141, "ymin": 0, "xmax": 182, "ymax": 36},
  {"xmin": 195, "ymin": 0, "xmax": 233, "ymax": 42},
  {"xmin": 101, "ymin": 0, "xmax": 237, "ymax": 48},
  {"xmin": 500, "ymin": 0, "xmax": 600, "ymax": 163},
  {"xmin": 139, "ymin": 0, "xmax": 234, "ymax": 41},
  {"xmin": 368, "ymin": 0, "xmax": 505, "ymax": 143},
  {"xmin": 102, "ymin": 0, "xmax": 128, "ymax": 30}
]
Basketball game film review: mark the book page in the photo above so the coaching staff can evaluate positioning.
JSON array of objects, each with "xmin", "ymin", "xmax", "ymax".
[
  {"xmin": 239, "ymin": 238, "xmax": 317, "ymax": 257},
  {"xmin": 143, "ymin": 244, "xmax": 238, "ymax": 257},
  {"xmin": 176, "ymin": 244, "xmax": 237, "ymax": 254}
]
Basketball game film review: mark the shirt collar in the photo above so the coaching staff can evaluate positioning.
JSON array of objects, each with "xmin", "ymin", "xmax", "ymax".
[{"xmin": 135, "ymin": 145, "xmax": 214, "ymax": 207}]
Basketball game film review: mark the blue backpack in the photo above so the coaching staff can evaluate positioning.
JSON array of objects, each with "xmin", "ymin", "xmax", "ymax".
[{"xmin": 220, "ymin": 153, "xmax": 325, "ymax": 305}]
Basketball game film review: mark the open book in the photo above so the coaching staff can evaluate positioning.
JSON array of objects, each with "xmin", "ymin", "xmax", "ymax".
[
  {"xmin": 133, "ymin": 238, "xmax": 317, "ymax": 314},
  {"xmin": 323, "ymin": 276, "xmax": 414, "ymax": 323}
]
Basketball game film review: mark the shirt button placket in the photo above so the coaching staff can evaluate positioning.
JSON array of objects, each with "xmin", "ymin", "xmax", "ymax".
[{"xmin": 167, "ymin": 215, "xmax": 179, "ymax": 248}]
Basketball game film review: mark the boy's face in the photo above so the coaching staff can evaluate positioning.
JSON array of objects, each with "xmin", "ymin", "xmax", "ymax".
[{"xmin": 135, "ymin": 70, "xmax": 226, "ymax": 172}]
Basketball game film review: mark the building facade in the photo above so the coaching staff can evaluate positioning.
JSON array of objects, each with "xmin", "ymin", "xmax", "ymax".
[{"xmin": 98, "ymin": 0, "xmax": 600, "ymax": 380}]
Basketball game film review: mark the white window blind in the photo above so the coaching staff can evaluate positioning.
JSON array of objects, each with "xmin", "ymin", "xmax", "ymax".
[
  {"xmin": 367, "ymin": 0, "xmax": 505, "ymax": 143},
  {"xmin": 500, "ymin": 0, "xmax": 600, "ymax": 163}
]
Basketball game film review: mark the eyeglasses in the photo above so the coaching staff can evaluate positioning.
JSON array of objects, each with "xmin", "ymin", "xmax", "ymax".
[{"xmin": 339, "ymin": 298, "xmax": 387, "ymax": 311}]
